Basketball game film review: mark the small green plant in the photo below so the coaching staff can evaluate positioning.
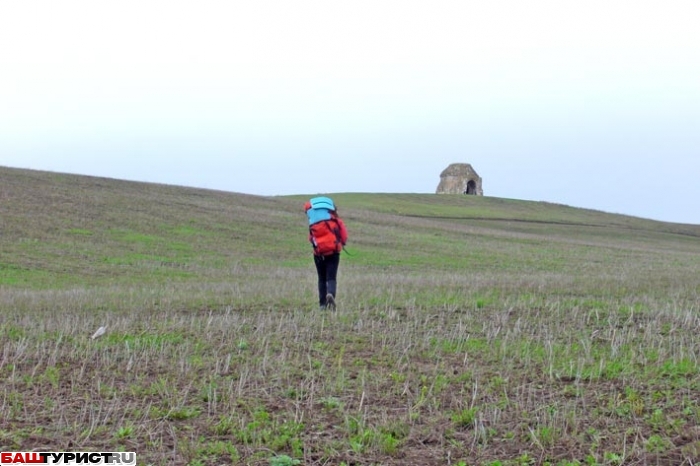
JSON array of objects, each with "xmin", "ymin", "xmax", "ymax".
[
  {"xmin": 646, "ymin": 408, "xmax": 666, "ymax": 432},
  {"xmin": 268, "ymin": 421, "xmax": 304, "ymax": 457},
  {"xmin": 603, "ymin": 452, "xmax": 623, "ymax": 465},
  {"xmin": 115, "ymin": 425, "xmax": 134, "ymax": 440},
  {"xmin": 644, "ymin": 434, "xmax": 671, "ymax": 453},
  {"xmin": 451, "ymin": 407, "xmax": 479, "ymax": 428},
  {"xmin": 269, "ymin": 455, "xmax": 300, "ymax": 466},
  {"xmin": 532, "ymin": 426, "xmax": 557, "ymax": 448},
  {"xmin": 167, "ymin": 406, "xmax": 201, "ymax": 420},
  {"xmin": 43, "ymin": 396, "xmax": 55, "ymax": 410},
  {"xmin": 378, "ymin": 431, "xmax": 400, "ymax": 455},
  {"xmin": 319, "ymin": 396, "xmax": 343, "ymax": 410},
  {"xmin": 213, "ymin": 415, "xmax": 236, "ymax": 435},
  {"xmin": 190, "ymin": 440, "xmax": 239, "ymax": 464},
  {"xmin": 42, "ymin": 366, "xmax": 60, "ymax": 388},
  {"xmin": 516, "ymin": 453, "xmax": 535, "ymax": 465},
  {"xmin": 349, "ymin": 428, "xmax": 375, "ymax": 454}
]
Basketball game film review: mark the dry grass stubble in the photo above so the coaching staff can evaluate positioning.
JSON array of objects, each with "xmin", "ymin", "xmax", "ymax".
[{"xmin": 2, "ymin": 266, "xmax": 700, "ymax": 465}]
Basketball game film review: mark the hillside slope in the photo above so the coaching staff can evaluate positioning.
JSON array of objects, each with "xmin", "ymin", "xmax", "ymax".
[{"xmin": 2, "ymin": 165, "xmax": 699, "ymax": 292}]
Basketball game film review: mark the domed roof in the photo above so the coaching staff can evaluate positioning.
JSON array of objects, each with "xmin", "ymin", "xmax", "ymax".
[{"xmin": 439, "ymin": 163, "xmax": 480, "ymax": 178}]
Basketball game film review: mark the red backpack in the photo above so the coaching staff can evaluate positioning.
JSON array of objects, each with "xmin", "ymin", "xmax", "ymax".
[{"xmin": 309, "ymin": 216, "xmax": 343, "ymax": 256}]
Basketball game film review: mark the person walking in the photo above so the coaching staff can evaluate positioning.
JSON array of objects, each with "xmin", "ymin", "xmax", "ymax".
[{"xmin": 305, "ymin": 197, "xmax": 348, "ymax": 310}]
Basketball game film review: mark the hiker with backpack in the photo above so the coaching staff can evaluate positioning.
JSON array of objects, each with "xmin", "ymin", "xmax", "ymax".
[{"xmin": 305, "ymin": 197, "xmax": 348, "ymax": 310}]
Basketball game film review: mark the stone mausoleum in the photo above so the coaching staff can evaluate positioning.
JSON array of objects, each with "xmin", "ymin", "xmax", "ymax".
[{"xmin": 435, "ymin": 163, "xmax": 483, "ymax": 195}]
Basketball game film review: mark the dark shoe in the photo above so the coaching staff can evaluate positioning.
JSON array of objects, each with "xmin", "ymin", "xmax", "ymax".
[{"xmin": 325, "ymin": 293, "xmax": 336, "ymax": 309}]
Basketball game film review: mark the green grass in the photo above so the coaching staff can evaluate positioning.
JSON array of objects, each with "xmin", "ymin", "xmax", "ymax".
[{"xmin": 2, "ymin": 165, "xmax": 700, "ymax": 465}]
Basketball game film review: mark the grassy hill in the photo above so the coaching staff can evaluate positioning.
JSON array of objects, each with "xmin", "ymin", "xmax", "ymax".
[{"xmin": 2, "ymin": 165, "xmax": 700, "ymax": 465}]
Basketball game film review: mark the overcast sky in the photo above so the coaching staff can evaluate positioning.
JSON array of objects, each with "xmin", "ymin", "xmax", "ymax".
[{"xmin": 1, "ymin": 1, "xmax": 699, "ymax": 224}]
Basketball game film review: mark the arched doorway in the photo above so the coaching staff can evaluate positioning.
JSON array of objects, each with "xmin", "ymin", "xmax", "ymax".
[{"xmin": 464, "ymin": 180, "xmax": 477, "ymax": 195}]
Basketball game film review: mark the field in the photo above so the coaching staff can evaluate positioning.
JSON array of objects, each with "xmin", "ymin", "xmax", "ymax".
[{"xmin": 2, "ymin": 165, "xmax": 700, "ymax": 466}]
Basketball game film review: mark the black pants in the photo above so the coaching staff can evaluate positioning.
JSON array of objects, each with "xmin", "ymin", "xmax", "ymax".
[{"xmin": 314, "ymin": 253, "xmax": 340, "ymax": 307}]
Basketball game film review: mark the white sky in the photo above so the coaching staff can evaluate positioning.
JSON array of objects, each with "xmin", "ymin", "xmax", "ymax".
[{"xmin": 1, "ymin": 1, "xmax": 699, "ymax": 224}]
